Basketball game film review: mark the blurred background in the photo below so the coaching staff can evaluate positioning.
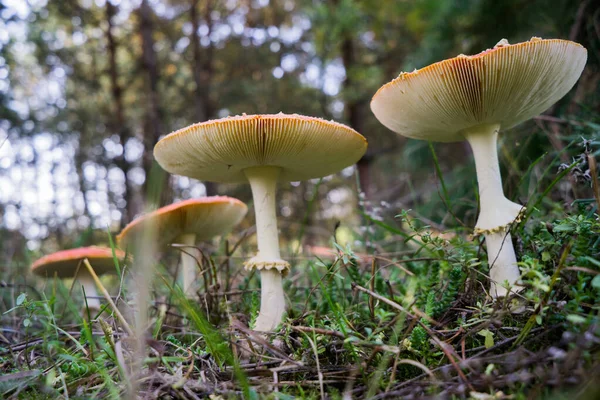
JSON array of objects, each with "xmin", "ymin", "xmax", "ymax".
[{"xmin": 0, "ymin": 0, "xmax": 598, "ymax": 271}]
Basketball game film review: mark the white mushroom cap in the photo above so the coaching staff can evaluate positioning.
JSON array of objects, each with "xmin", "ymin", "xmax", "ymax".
[
  {"xmin": 371, "ymin": 38, "xmax": 587, "ymax": 142},
  {"xmin": 153, "ymin": 113, "xmax": 368, "ymax": 183}
]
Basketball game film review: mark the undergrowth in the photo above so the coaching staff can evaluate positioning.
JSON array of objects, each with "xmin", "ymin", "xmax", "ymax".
[{"xmin": 1, "ymin": 137, "xmax": 600, "ymax": 399}]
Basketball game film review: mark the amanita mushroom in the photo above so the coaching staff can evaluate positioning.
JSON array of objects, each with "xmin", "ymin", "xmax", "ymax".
[
  {"xmin": 116, "ymin": 197, "xmax": 247, "ymax": 296},
  {"xmin": 371, "ymin": 38, "xmax": 587, "ymax": 297},
  {"xmin": 31, "ymin": 246, "xmax": 125, "ymax": 312},
  {"xmin": 154, "ymin": 113, "xmax": 367, "ymax": 330}
]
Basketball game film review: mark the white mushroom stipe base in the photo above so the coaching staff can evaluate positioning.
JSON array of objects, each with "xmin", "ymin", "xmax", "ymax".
[
  {"xmin": 464, "ymin": 125, "xmax": 524, "ymax": 297},
  {"xmin": 485, "ymin": 231, "xmax": 520, "ymax": 297},
  {"xmin": 243, "ymin": 166, "xmax": 289, "ymax": 332},
  {"xmin": 76, "ymin": 268, "xmax": 101, "ymax": 312},
  {"xmin": 177, "ymin": 233, "xmax": 200, "ymax": 296}
]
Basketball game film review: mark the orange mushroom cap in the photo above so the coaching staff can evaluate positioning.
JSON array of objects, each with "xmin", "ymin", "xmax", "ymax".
[
  {"xmin": 116, "ymin": 196, "xmax": 248, "ymax": 250},
  {"xmin": 31, "ymin": 246, "xmax": 124, "ymax": 278}
]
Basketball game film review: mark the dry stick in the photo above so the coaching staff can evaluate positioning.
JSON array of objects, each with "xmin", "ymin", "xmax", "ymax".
[
  {"xmin": 290, "ymin": 326, "xmax": 345, "ymax": 339},
  {"xmin": 82, "ymin": 259, "xmax": 133, "ymax": 336},
  {"xmin": 564, "ymin": 266, "xmax": 600, "ymax": 275},
  {"xmin": 217, "ymin": 230, "xmax": 249, "ymax": 272},
  {"xmin": 205, "ymin": 289, "xmax": 261, "ymax": 297},
  {"xmin": 385, "ymin": 280, "xmax": 395, "ymax": 301},
  {"xmin": 385, "ymin": 353, "xmax": 400, "ymax": 393},
  {"xmin": 305, "ymin": 335, "xmax": 325, "ymax": 400},
  {"xmin": 225, "ymin": 240, "xmax": 231, "ymax": 292},
  {"xmin": 230, "ymin": 320, "xmax": 301, "ymax": 365},
  {"xmin": 369, "ymin": 258, "xmax": 376, "ymax": 320},
  {"xmin": 427, "ymin": 333, "xmax": 475, "ymax": 392},
  {"xmin": 587, "ymin": 152, "xmax": 600, "ymax": 212},
  {"xmin": 172, "ymin": 349, "xmax": 195, "ymax": 389}
]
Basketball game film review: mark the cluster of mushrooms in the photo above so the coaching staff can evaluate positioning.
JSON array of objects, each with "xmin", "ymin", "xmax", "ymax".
[{"xmin": 32, "ymin": 38, "xmax": 587, "ymax": 332}]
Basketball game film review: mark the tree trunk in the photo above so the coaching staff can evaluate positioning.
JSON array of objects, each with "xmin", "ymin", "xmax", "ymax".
[
  {"xmin": 106, "ymin": 2, "xmax": 138, "ymax": 224},
  {"xmin": 190, "ymin": 0, "xmax": 217, "ymax": 196},
  {"xmin": 75, "ymin": 137, "xmax": 92, "ymax": 222},
  {"xmin": 339, "ymin": 33, "xmax": 371, "ymax": 198},
  {"xmin": 139, "ymin": 0, "xmax": 170, "ymax": 206}
]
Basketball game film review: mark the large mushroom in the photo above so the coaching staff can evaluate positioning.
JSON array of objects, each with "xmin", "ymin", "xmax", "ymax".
[
  {"xmin": 31, "ymin": 246, "xmax": 125, "ymax": 312},
  {"xmin": 154, "ymin": 113, "xmax": 367, "ymax": 331},
  {"xmin": 116, "ymin": 196, "xmax": 247, "ymax": 296},
  {"xmin": 371, "ymin": 38, "xmax": 587, "ymax": 297}
]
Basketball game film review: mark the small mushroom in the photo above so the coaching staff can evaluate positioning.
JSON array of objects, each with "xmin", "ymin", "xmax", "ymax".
[
  {"xmin": 371, "ymin": 38, "xmax": 587, "ymax": 297},
  {"xmin": 154, "ymin": 113, "xmax": 367, "ymax": 330},
  {"xmin": 31, "ymin": 246, "xmax": 125, "ymax": 312},
  {"xmin": 116, "ymin": 196, "xmax": 247, "ymax": 296}
]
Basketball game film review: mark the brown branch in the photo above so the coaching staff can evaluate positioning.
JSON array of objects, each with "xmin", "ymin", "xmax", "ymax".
[{"xmin": 290, "ymin": 326, "xmax": 346, "ymax": 339}]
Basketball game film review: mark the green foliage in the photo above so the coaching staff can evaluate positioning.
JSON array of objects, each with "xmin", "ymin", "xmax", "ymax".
[{"xmin": 1, "ymin": 0, "xmax": 600, "ymax": 398}]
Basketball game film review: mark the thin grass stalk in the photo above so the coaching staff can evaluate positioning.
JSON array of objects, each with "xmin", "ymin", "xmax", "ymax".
[
  {"xmin": 82, "ymin": 259, "xmax": 133, "ymax": 336},
  {"xmin": 128, "ymin": 209, "xmax": 159, "ymax": 398},
  {"xmin": 587, "ymin": 152, "xmax": 600, "ymax": 211}
]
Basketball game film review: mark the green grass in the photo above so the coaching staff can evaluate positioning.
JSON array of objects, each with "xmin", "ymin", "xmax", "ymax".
[{"xmin": 2, "ymin": 136, "xmax": 600, "ymax": 399}]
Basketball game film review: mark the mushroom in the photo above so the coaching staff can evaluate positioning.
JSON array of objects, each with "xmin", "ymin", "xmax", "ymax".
[
  {"xmin": 154, "ymin": 113, "xmax": 367, "ymax": 330},
  {"xmin": 31, "ymin": 246, "xmax": 125, "ymax": 312},
  {"xmin": 116, "ymin": 196, "xmax": 248, "ymax": 296},
  {"xmin": 371, "ymin": 38, "xmax": 587, "ymax": 297}
]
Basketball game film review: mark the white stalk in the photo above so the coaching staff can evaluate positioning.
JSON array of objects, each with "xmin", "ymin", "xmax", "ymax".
[
  {"xmin": 177, "ymin": 233, "xmax": 199, "ymax": 297},
  {"xmin": 255, "ymin": 270, "xmax": 286, "ymax": 331},
  {"xmin": 75, "ymin": 268, "xmax": 100, "ymax": 312},
  {"xmin": 464, "ymin": 124, "xmax": 523, "ymax": 297},
  {"xmin": 244, "ymin": 166, "xmax": 287, "ymax": 331},
  {"xmin": 486, "ymin": 231, "xmax": 520, "ymax": 297}
]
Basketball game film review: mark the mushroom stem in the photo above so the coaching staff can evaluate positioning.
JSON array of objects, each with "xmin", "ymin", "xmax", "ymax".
[
  {"xmin": 245, "ymin": 166, "xmax": 282, "ymax": 260},
  {"xmin": 486, "ymin": 231, "xmax": 520, "ymax": 297},
  {"xmin": 255, "ymin": 270, "xmax": 286, "ymax": 331},
  {"xmin": 75, "ymin": 268, "xmax": 100, "ymax": 312},
  {"xmin": 177, "ymin": 233, "xmax": 198, "ymax": 297},
  {"xmin": 464, "ymin": 124, "xmax": 522, "ymax": 297},
  {"xmin": 244, "ymin": 166, "xmax": 286, "ymax": 331}
]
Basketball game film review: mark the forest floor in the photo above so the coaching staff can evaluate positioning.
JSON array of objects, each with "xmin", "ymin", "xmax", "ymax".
[
  {"xmin": 2, "ymin": 146, "xmax": 600, "ymax": 399},
  {"xmin": 2, "ymin": 207, "xmax": 600, "ymax": 399}
]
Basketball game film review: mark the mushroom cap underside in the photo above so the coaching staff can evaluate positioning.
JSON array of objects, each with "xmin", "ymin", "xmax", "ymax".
[
  {"xmin": 371, "ymin": 38, "xmax": 587, "ymax": 142},
  {"xmin": 116, "ymin": 196, "xmax": 248, "ymax": 249},
  {"xmin": 31, "ymin": 246, "xmax": 124, "ymax": 278},
  {"xmin": 154, "ymin": 113, "xmax": 368, "ymax": 183}
]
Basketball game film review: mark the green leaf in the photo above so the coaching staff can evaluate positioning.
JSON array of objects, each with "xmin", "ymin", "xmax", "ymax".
[
  {"xmin": 566, "ymin": 314, "xmax": 587, "ymax": 324},
  {"xmin": 553, "ymin": 222, "xmax": 574, "ymax": 232},
  {"xmin": 23, "ymin": 318, "xmax": 31, "ymax": 327},
  {"xmin": 585, "ymin": 257, "xmax": 600, "ymax": 268},
  {"xmin": 591, "ymin": 275, "xmax": 600, "ymax": 289},
  {"xmin": 541, "ymin": 251, "xmax": 551, "ymax": 262},
  {"xmin": 477, "ymin": 329, "xmax": 494, "ymax": 349},
  {"xmin": 16, "ymin": 293, "xmax": 27, "ymax": 306}
]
